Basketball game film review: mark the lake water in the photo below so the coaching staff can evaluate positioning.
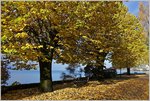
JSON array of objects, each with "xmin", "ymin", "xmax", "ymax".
[
  {"xmin": 5, "ymin": 60, "xmax": 108, "ymax": 85},
  {"xmin": 6, "ymin": 69, "xmax": 148, "ymax": 86},
  {"xmin": 5, "ymin": 60, "xmax": 149, "ymax": 85},
  {"xmin": 7, "ymin": 70, "xmax": 69, "ymax": 85}
]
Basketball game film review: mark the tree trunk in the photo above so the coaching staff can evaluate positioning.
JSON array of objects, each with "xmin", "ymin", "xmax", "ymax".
[
  {"xmin": 127, "ymin": 68, "xmax": 130, "ymax": 75},
  {"xmin": 97, "ymin": 52, "xmax": 107, "ymax": 68},
  {"xmin": 96, "ymin": 52, "xmax": 107, "ymax": 78},
  {"xmin": 39, "ymin": 58, "xmax": 53, "ymax": 92},
  {"xmin": 38, "ymin": 47, "xmax": 54, "ymax": 92}
]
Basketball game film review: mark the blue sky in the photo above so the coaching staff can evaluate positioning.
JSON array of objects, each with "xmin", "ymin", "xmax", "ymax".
[{"xmin": 123, "ymin": 1, "xmax": 139, "ymax": 16}]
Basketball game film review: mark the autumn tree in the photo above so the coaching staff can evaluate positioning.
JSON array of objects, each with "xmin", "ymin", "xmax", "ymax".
[
  {"xmin": 59, "ymin": 2, "xmax": 128, "ymax": 70},
  {"xmin": 111, "ymin": 13, "xmax": 148, "ymax": 75},
  {"xmin": 138, "ymin": 1, "xmax": 149, "ymax": 45},
  {"xmin": 60, "ymin": 2, "xmax": 142, "ymax": 76},
  {"xmin": 66, "ymin": 1, "xmax": 148, "ymax": 75},
  {"xmin": 1, "ymin": 1, "xmax": 81, "ymax": 92}
]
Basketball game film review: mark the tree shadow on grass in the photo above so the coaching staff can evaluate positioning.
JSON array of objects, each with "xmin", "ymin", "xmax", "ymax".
[
  {"xmin": 71, "ymin": 75, "xmax": 140, "ymax": 88},
  {"xmin": 55, "ymin": 74, "xmax": 141, "ymax": 89},
  {"xmin": 98, "ymin": 74, "xmax": 139, "ymax": 85}
]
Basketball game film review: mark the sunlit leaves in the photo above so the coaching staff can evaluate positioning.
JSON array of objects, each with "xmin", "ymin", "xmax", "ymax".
[
  {"xmin": 1, "ymin": 1, "xmax": 148, "ymax": 70},
  {"xmin": 15, "ymin": 32, "xmax": 28, "ymax": 38},
  {"xmin": 138, "ymin": 1, "xmax": 149, "ymax": 45}
]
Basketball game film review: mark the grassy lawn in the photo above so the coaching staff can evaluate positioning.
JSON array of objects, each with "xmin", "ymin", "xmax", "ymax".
[{"xmin": 1, "ymin": 75, "xmax": 149, "ymax": 100}]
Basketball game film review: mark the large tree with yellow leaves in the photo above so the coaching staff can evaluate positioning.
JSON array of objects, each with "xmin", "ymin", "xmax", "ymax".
[
  {"xmin": 2, "ymin": 1, "xmax": 80, "ymax": 92},
  {"xmin": 111, "ymin": 13, "xmax": 148, "ymax": 74}
]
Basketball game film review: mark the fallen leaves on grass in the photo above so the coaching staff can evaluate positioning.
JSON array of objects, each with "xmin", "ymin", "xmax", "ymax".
[{"xmin": 1, "ymin": 75, "xmax": 149, "ymax": 100}]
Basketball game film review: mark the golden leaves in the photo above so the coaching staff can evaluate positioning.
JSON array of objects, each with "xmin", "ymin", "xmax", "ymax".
[
  {"xmin": 2, "ymin": 75, "xmax": 149, "ymax": 100},
  {"xmin": 1, "ymin": 1, "xmax": 148, "ymax": 68},
  {"xmin": 15, "ymin": 32, "xmax": 28, "ymax": 38}
]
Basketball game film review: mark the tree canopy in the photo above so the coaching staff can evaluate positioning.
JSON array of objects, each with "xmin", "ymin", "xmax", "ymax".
[{"xmin": 138, "ymin": 1, "xmax": 149, "ymax": 46}]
